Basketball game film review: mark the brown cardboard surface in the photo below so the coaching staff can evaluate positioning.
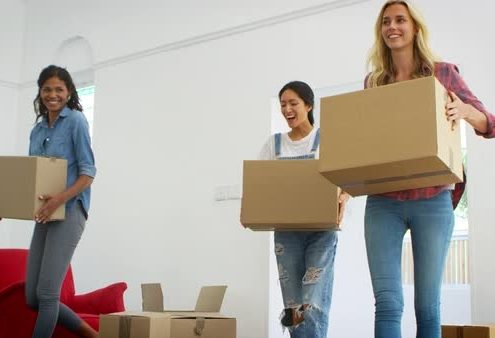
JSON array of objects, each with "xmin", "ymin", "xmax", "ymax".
[
  {"xmin": 463, "ymin": 325, "xmax": 495, "ymax": 338},
  {"xmin": 442, "ymin": 325, "xmax": 462, "ymax": 338},
  {"xmin": 99, "ymin": 312, "xmax": 169, "ymax": 338},
  {"xmin": 99, "ymin": 312, "xmax": 236, "ymax": 338},
  {"xmin": 240, "ymin": 160, "xmax": 340, "ymax": 230},
  {"xmin": 168, "ymin": 316, "xmax": 236, "ymax": 338},
  {"xmin": 319, "ymin": 76, "xmax": 463, "ymax": 196},
  {"xmin": 142, "ymin": 283, "xmax": 164, "ymax": 312},
  {"xmin": 0, "ymin": 156, "xmax": 67, "ymax": 220}
]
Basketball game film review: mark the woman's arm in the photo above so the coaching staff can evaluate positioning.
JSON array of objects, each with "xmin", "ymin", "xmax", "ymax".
[
  {"xmin": 35, "ymin": 175, "xmax": 93, "ymax": 224},
  {"xmin": 440, "ymin": 63, "xmax": 495, "ymax": 138},
  {"xmin": 446, "ymin": 91, "xmax": 491, "ymax": 134}
]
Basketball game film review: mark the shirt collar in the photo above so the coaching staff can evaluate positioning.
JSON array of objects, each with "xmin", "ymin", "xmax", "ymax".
[{"xmin": 41, "ymin": 106, "xmax": 70, "ymax": 127}]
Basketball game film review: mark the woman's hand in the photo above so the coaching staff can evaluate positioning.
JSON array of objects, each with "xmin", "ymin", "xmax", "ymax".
[
  {"xmin": 446, "ymin": 92, "xmax": 488, "ymax": 133},
  {"xmin": 338, "ymin": 191, "xmax": 351, "ymax": 225},
  {"xmin": 35, "ymin": 194, "xmax": 65, "ymax": 224}
]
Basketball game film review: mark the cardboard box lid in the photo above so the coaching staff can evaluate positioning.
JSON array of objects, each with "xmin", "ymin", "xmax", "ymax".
[{"xmin": 141, "ymin": 284, "xmax": 227, "ymax": 314}]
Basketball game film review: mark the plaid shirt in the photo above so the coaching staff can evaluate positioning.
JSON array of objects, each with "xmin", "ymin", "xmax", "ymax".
[{"xmin": 369, "ymin": 62, "xmax": 495, "ymax": 202}]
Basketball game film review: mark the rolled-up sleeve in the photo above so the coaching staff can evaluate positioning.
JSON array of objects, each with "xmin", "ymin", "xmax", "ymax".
[
  {"xmin": 446, "ymin": 63, "xmax": 495, "ymax": 138},
  {"xmin": 72, "ymin": 113, "xmax": 96, "ymax": 178}
]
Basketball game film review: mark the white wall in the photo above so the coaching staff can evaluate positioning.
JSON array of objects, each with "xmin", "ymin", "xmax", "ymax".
[
  {"xmin": 3, "ymin": 0, "xmax": 494, "ymax": 337},
  {"xmin": 0, "ymin": 0, "xmax": 26, "ymax": 247}
]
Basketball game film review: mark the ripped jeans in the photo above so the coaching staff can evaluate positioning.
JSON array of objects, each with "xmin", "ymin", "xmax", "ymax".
[{"xmin": 274, "ymin": 230, "xmax": 338, "ymax": 338}]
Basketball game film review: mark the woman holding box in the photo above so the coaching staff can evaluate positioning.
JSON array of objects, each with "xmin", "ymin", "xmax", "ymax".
[
  {"xmin": 26, "ymin": 65, "xmax": 97, "ymax": 338},
  {"xmin": 258, "ymin": 80, "xmax": 349, "ymax": 338},
  {"xmin": 364, "ymin": 2, "xmax": 495, "ymax": 338}
]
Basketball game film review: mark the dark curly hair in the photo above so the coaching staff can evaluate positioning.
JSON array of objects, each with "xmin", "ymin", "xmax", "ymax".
[{"xmin": 33, "ymin": 65, "xmax": 83, "ymax": 122}]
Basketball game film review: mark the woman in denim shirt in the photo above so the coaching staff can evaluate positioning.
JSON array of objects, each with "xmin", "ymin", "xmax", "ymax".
[
  {"xmin": 364, "ymin": 2, "xmax": 495, "ymax": 338},
  {"xmin": 25, "ymin": 65, "xmax": 97, "ymax": 338},
  {"xmin": 259, "ymin": 81, "xmax": 349, "ymax": 338}
]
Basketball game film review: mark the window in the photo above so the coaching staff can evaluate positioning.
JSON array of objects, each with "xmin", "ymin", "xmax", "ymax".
[{"xmin": 77, "ymin": 85, "xmax": 95, "ymax": 137}]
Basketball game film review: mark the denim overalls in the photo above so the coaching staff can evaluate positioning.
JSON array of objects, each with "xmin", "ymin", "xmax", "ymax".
[{"xmin": 273, "ymin": 128, "xmax": 338, "ymax": 338}]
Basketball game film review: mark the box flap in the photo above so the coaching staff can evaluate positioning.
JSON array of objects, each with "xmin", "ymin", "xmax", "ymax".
[
  {"xmin": 141, "ymin": 284, "xmax": 227, "ymax": 313},
  {"xmin": 195, "ymin": 285, "xmax": 227, "ymax": 312},
  {"xmin": 141, "ymin": 284, "xmax": 164, "ymax": 312},
  {"xmin": 105, "ymin": 311, "xmax": 170, "ymax": 319},
  {"xmin": 165, "ymin": 311, "xmax": 232, "ymax": 319}
]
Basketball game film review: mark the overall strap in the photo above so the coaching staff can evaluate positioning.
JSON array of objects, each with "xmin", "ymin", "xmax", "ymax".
[
  {"xmin": 274, "ymin": 133, "xmax": 282, "ymax": 158},
  {"xmin": 310, "ymin": 128, "xmax": 320, "ymax": 152}
]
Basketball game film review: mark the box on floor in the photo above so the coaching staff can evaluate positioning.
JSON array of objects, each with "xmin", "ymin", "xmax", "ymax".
[
  {"xmin": 442, "ymin": 324, "xmax": 495, "ymax": 338},
  {"xmin": 99, "ymin": 284, "xmax": 236, "ymax": 338}
]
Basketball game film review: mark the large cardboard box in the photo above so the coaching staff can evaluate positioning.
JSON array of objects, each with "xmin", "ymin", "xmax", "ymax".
[
  {"xmin": 99, "ymin": 285, "xmax": 236, "ymax": 338},
  {"xmin": 0, "ymin": 156, "xmax": 67, "ymax": 220},
  {"xmin": 240, "ymin": 160, "xmax": 340, "ymax": 230},
  {"xmin": 319, "ymin": 76, "xmax": 463, "ymax": 196}
]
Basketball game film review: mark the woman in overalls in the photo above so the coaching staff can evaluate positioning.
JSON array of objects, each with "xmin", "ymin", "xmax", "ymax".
[{"xmin": 259, "ymin": 81, "xmax": 349, "ymax": 338}]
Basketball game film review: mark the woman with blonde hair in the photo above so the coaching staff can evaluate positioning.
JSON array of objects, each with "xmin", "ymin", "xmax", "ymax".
[{"xmin": 364, "ymin": 1, "xmax": 495, "ymax": 337}]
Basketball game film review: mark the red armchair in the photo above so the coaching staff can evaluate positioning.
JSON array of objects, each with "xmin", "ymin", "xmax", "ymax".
[{"xmin": 0, "ymin": 248, "xmax": 127, "ymax": 338}]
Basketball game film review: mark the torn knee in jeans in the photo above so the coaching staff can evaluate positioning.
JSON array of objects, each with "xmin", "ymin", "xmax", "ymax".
[
  {"xmin": 302, "ymin": 267, "xmax": 324, "ymax": 285},
  {"xmin": 277, "ymin": 263, "xmax": 289, "ymax": 284},
  {"xmin": 280, "ymin": 304, "xmax": 312, "ymax": 328}
]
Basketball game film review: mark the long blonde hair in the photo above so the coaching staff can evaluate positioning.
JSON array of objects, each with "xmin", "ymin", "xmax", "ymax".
[{"xmin": 366, "ymin": 0, "xmax": 438, "ymax": 88}]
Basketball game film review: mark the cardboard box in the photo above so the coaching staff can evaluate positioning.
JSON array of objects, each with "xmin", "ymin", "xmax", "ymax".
[
  {"xmin": 100, "ymin": 285, "xmax": 236, "ymax": 338},
  {"xmin": 442, "ymin": 325, "xmax": 462, "ymax": 338},
  {"xmin": 464, "ymin": 325, "xmax": 495, "ymax": 338},
  {"xmin": 0, "ymin": 156, "xmax": 67, "ymax": 220},
  {"xmin": 99, "ymin": 312, "xmax": 169, "ymax": 338},
  {"xmin": 441, "ymin": 325, "xmax": 495, "ymax": 338},
  {"xmin": 319, "ymin": 76, "xmax": 463, "ymax": 196},
  {"xmin": 240, "ymin": 160, "xmax": 341, "ymax": 231}
]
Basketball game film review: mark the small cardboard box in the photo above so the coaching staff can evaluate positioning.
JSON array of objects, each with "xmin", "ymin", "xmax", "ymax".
[
  {"xmin": 319, "ymin": 76, "xmax": 463, "ymax": 196},
  {"xmin": 100, "ymin": 285, "xmax": 236, "ymax": 338},
  {"xmin": 240, "ymin": 160, "xmax": 340, "ymax": 231},
  {"xmin": 441, "ymin": 325, "xmax": 495, "ymax": 338},
  {"xmin": 464, "ymin": 325, "xmax": 495, "ymax": 338},
  {"xmin": 442, "ymin": 325, "xmax": 462, "ymax": 338},
  {"xmin": 0, "ymin": 156, "xmax": 67, "ymax": 220}
]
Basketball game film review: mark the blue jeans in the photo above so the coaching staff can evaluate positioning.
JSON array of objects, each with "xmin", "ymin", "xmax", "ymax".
[
  {"xmin": 364, "ymin": 190, "xmax": 454, "ymax": 338},
  {"xmin": 25, "ymin": 202, "xmax": 86, "ymax": 338},
  {"xmin": 274, "ymin": 230, "xmax": 338, "ymax": 338}
]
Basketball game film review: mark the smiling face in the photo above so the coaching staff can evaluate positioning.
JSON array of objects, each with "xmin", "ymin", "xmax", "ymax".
[
  {"xmin": 381, "ymin": 3, "xmax": 417, "ymax": 52},
  {"xmin": 279, "ymin": 89, "xmax": 312, "ymax": 129},
  {"xmin": 40, "ymin": 76, "xmax": 70, "ymax": 115}
]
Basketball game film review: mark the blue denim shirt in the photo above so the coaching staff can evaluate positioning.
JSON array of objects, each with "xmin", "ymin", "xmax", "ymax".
[{"xmin": 29, "ymin": 106, "xmax": 96, "ymax": 217}]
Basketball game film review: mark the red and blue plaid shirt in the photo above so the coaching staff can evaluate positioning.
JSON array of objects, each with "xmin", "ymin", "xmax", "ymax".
[{"xmin": 368, "ymin": 62, "xmax": 495, "ymax": 202}]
